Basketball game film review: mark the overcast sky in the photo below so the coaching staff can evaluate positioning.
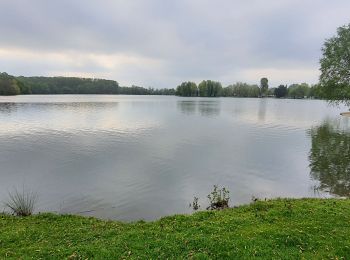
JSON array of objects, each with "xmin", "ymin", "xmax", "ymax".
[{"xmin": 0, "ymin": 1, "xmax": 349, "ymax": 88}]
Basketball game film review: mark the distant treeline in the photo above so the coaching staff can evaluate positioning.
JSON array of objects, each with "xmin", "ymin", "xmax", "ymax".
[
  {"xmin": 16, "ymin": 76, "xmax": 119, "ymax": 94},
  {"xmin": 118, "ymin": 86, "xmax": 175, "ymax": 95},
  {"xmin": 273, "ymin": 83, "xmax": 320, "ymax": 99},
  {"xmin": 0, "ymin": 73, "xmax": 21, "ymax": 95},
  {"xmin": 0, "ymin": 72, "xmax": 175, "ymax": 96},
  {"xmin": 176, "ymin": 79, "xmax": 321, "ymax": 99},
  {"xmin": 1, "ymin": 72, "xmax": 320, "ymax": 99}
]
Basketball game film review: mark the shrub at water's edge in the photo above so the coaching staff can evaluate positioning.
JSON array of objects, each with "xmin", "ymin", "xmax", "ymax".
[{"xmin": 1, "ymin": 198, "xmax": 350, "ymax": 258}]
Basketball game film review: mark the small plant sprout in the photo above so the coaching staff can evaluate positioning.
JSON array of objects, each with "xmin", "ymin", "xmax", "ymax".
[
  {"xmin": 207, "ymin": 185, "xmax": 230, "ymax": 210},
  {"xmin": 5, "ymin": 187, "xmax": 38, "ymax": 216},
  {"xmin": 190, "ymin": 196, "xmax": 200, "ymax": 211}
]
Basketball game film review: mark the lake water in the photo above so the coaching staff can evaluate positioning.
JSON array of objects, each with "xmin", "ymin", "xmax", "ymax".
[{"xmin": 0, "ymin": 95, "xmax": 349, "ymax": 221}]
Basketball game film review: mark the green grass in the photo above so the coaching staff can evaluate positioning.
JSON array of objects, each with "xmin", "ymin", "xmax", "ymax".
[{"xmin": 1, "ymin": 198, "xmax": 350, "ymax": 259}]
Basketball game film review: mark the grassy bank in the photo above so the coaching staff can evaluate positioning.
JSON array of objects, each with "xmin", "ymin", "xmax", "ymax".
[{"xmin": 1, "ymin": 198, "xmax": 350, "ymax": 259}]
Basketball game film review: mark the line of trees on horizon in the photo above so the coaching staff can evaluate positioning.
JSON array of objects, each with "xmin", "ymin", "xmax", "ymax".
[
  {"xmin": 0, "ymin": 72, "xmax": 321, "ymax": 99},
  {"xmin": 0, "ymin": 72, "xmax": 175, "ymax": 96},
  {"xmin": 0, "ymin": 73, "xmax": 21, "ymax": 95},
  {"xmin": 175, "ymin": 78, "xmax": 321, "ymax": 99}
]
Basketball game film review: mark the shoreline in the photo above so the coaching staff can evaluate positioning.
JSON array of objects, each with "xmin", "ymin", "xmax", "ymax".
[{"xmin": 1, "ymin": 198, "xmax": 349, "ymax": 258}]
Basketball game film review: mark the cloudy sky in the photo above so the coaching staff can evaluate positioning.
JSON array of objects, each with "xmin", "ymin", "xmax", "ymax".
[{"xmin": 0, "ymin": 1, "xmax": 349, "ymax": 88}]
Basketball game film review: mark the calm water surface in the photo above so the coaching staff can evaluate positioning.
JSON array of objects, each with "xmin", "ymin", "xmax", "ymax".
[{"xmin": 0, "ymin": 95, "xmax": 349, "ymax": 221}]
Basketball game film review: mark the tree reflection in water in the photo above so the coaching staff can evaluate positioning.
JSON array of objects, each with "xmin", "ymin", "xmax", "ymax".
[
  {"xmin": 177, "ymin": 100, "xmax": 221, "ymax": 117},
  {"xmin": 309, "ymin": 119, "xmax": 350, "ymax": 197}
]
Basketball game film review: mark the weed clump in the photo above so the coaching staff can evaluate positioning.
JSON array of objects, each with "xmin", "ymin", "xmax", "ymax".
[
  {"xmin": 207, "ymin": 185, "xmax": 230, "ymax": 210},
  {"xmin": 4, "ymin": 188, "xmax": 37, "ymax": 216},
  {"xmin": 190, "ymin": 196, "xmax": 200, "ymax": 211},
  {"xmin": 191, "ymin": 185, "xmax": 230, "ymax": 211}
]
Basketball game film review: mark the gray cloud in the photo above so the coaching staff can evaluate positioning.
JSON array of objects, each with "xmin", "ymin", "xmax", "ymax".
[{"xmin": 0, "ymin": 0, "xmax": 349, "ymax": 87}]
